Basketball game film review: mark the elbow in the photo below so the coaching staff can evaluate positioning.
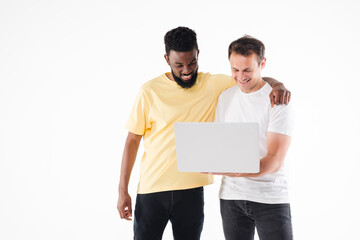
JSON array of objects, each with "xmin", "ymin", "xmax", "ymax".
[
  {"xmin": 259, "ymin": 157, "xmax": 284, "ymax": 176},
  {"xmin": 271, "ymin": 163, "xmax": 282, "ymax": 174},
  {"xmin": 270, "ymin": 156, "xmax": 284, "ymax": 173}
]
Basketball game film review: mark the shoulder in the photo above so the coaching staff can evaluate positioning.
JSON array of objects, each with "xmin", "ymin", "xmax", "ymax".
[
  {"xmin": 221, "ymin": 85, "xmax": 238, "ymax": 96},
  {"xmin": 138, "ymin": 74, "xmax": 169, "ymax": 97},
  {"xmin": 270, "ymin": 101, "xmax": 293, "ymax": 116},
  {"xmin": 269, "ymin": 102, "xmax": 294, "ymax": 136},
  {"xmin": 210, "ymin": 73, "xmax": 233, "ymax": 85},
  {"xmin": 202, "ymin": 73, "xmax": 232, "ymax": 84},
  {"xmin": 218, "ymin": 85, "xmax": 238, "ymax": 102},
  {"xmin": 200, "ymin": 73, "xmax": 235, "ymax": 93},
  {"xmin": 262, "ymin": 82, "xmax": 274, "ymax": 95},
  {"xmin": 130, "ymin": 76, "xmax": 162, "ymax": 105},
  {"xmin": 141, "ymin": 74, "xmax": 164, "ymax": 89}
]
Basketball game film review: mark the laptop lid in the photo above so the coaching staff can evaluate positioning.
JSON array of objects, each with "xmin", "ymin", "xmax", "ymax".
[{"xmin": 174, "ymin": 122, "xmax": 259, "ymax": 173}]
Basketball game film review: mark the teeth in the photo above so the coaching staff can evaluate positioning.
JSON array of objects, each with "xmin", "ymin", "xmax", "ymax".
[
  {"xmin": 182, "ymin": 75, "xmax": 191, "ymax": 80},
  {"xmin": 239, "ymin": 79, "xmax": 249, "ymax": 84}
]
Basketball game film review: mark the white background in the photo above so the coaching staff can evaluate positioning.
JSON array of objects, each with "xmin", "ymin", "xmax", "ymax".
[{"xmin": 1, "ymin": 0, "xmax": 360, "ymax": 239}]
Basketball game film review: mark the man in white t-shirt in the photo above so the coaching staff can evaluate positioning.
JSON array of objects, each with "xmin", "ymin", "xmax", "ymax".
[{"xmin": 212, "ymin": 36, "xmax": 294, "ymax": 240}]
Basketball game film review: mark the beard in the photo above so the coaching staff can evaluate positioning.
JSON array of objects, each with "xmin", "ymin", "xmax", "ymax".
[{"xmin": 172, "ymin": 70, "xmax": 198, "ymax": 89}]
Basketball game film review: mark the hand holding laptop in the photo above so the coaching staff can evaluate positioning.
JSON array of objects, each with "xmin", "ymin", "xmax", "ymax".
[{"xmin": 201, "ymin": 172, "xmax": 248, "ymax": 177}]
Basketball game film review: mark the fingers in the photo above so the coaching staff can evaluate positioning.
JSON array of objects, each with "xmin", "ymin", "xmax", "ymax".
[
  {"xmin": 274, "ymin": 91, "xmax": 280, "ymax": 106},
  {"xmin": 280, "ymin": 91, "xmax": 291, "ymax": 105},
  {"xmin": 281, "ymin": 91, "xmax": 286, "ymax": 104},
  {"xmin": 283, "ymin": 92, "xmax": 288, "ymax": 104},
  {"xmin": 269, "ymin": 91, "xmax": 280, "ymax": 107},
  {"xmin": 270, "ymin": 93, "xmax": 278, "ymax": 108},
  {"xmin": 127, "ymin": 204, "xmax": 132, "ymax": 220},
  {"xmin": 270, "ymin": 94, "xmax": 275, "ymax": 108},
  {"xmin": 123, "ymin": 206, "xmax": 133, "ymax": 221},
  {"xmin": 118, "ymin": 199, "xmax": 133, "ymax": 221},
  {"xmin": 270, "ymin": 90, "xmax": 291, "ymax": 107},
  {"xmin": 200, "ymin": 172, "xmax": 244, "ymax": 177},
  {"xmin": 119, "ymin": 205, "xmax": 132, "ymax": 221},
  {"xmin": 206, "ymin": 172, "xmax": 237, "ymax": 177},
  {"xmin": 282, "ymin": 90, "xmax": 291, "ymax": 105},
  {"xmin": 286, "ymin": 91, "xmax": 291, "ymax": 104}
]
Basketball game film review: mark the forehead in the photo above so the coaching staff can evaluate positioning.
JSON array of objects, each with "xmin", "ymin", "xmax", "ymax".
[
  {"xmin": 229, "ymin": 53, "xmax": 258, "ymax": 67},
  {"xmin": 168, "ymin": 49, "xmax": 198, "ymax": 63}
]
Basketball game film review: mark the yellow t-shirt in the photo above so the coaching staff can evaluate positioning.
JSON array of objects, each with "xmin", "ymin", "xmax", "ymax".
[{"xmin": 126, "ymin": 72, "xmax": 235, "ymax": 193}]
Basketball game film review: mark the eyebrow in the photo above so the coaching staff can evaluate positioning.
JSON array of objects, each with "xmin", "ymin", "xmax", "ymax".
[
  {"xmin": 174, "ymin": 58, "xmax": 197, "ymax": 65},
  {"xmin": 232, "ymin": 67, "xmax": 251, "ymax": 71}
]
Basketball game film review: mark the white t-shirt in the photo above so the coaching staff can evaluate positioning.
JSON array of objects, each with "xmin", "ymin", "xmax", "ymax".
[{"xmin": 215, "ymin": 82, "xmax": 294, "ymax": 204}]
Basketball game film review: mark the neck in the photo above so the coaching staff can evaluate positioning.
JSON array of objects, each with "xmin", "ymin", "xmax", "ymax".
[{"xmin": 166, "ymin": 72, "xmax": 174, "ymax": 81}]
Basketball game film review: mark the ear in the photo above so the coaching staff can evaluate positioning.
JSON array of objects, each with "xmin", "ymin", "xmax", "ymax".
[
  {"xmin": 164, "ymin": 54, "xmax": 170, "ymax": 65},
  {"xmin": 260, "ymin": 57, "xmax": 266, "ymax": 70}
]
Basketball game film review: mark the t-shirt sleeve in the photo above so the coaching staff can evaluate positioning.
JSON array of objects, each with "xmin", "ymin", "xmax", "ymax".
[
  {"xmin": 213, "ymin": 74, "xmax": 235, "ymax": 93},
  {"xmin": 268, "ymin": 103, "xmax": 294, "ymax": 136},
  {"xmin": 125, "ymin": 87, "xmax": 151, "ymax": 135}
]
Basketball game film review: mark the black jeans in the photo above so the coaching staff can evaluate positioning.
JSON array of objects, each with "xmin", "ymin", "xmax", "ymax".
[
  {"xmin": 220, "ymin": 199, "xmax": 293, "ymax": 240},
  {"xmin": 134, "ymin": 187, "xmax": 204, "ymax": 240}
]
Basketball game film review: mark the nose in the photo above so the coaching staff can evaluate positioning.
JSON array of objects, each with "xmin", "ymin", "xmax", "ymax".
[
  {"xmin": 234, "ymin": 72, "xmax": 242, "ymax": 81},
  {"xmin": 234, "ymin": 72, "xmax": 246, "ymax": 81},
  {"xmin": 239, "ymin": 72, "xmax": 247, "ymax": 81},
  {"xmin": 242, "ymin": 73, "xmax": 247, "ymax": 80},
  {"xmin": 182, "ymin": 65, "xmax": 192, "ymax": 74}
]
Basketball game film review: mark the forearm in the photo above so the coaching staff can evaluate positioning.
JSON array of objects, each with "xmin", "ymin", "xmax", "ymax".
[
  {"xmin": 119, "ymin": 156, "xmax": 136, "ymax": 193},
  {"xmin": 119, "ymin": 133, "xmax": 141, "ymax": 193},
  {"xmin": 235, "ymin": 133, "xmax": 291, "ymax": 178},
  {"xmin": 236, "ymin": 155, "xmax": 282, "ymax": 178},
  {"xmin": 263, "ymin": 77, "xmax": 282, "ymax": 87},
  {"xmin": 210, "ymin": 154, "xmax": 283, "ymax": 178}
]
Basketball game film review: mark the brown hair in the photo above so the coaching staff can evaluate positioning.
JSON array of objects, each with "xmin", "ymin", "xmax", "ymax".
[{"xmin": 228, "ymin": 35, "xmax": 265, "ymax": 65}]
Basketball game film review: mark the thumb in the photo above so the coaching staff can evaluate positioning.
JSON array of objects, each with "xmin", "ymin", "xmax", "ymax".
[
  {"xmin": 270, "ymin": 94, "xmax": 275, "ymax": 108},
  {"xmin": 128, "ymin": 202, "xmax": 132, "ymax": 215}
]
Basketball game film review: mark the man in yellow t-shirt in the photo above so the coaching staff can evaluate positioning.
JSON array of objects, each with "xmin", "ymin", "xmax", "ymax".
[{"xmin": 117, "ymin": 27, "xmax": 291, "ymax": 240}]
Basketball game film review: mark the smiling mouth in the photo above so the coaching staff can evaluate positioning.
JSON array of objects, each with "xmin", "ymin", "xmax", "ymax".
[
  {"xmin": 238, "ymin": 79, "xmax": 250, "ymax": 85},
  {"xmin": 181, "ymin": 73, "xmax": 192, "ymax": 81}
]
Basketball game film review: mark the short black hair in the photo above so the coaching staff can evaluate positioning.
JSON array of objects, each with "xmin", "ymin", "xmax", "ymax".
[
  {"xmin": 228, "ymin": 35, "xmax": 265, "ymax": 65},
  {"xmin": 164, "ymin": 26, "xmax": 198, "ymax": 55}
]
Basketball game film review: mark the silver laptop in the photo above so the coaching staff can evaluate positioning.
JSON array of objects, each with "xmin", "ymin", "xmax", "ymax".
[{"xmin": 174, "ymin": 122, "xmax": 259, "ymax": 173}]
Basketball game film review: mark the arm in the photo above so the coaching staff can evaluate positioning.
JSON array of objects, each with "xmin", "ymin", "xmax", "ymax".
[
  {"xmin": 210, "ymin": 132, "xmax": 291, "ymax": 178},
  {"xmin": 117, "ymin": 132, "xmax": 142, "ymax": 221},
  {"xmin": 263, "ymin": 77, "xmax": 291, "ymax": 108}
]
